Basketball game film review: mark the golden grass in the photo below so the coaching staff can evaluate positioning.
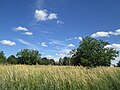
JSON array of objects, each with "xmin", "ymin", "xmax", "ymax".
[{"xmin": 0, "ymin": 65, "xmax": 120, "ymax": 90}]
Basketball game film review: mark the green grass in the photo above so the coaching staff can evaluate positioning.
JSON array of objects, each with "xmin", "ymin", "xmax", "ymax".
[{"xmin": 0, "ymin": 65, "xmax": 120, "ymax": 90}]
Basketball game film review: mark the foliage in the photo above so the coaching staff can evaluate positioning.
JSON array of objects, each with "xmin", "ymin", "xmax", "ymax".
[
  {"xmin": 16, "ymin": 49, "xmax": 41, "ymax": 65},
  {"xmin": 117, "ymin": 61, "xmax": 120, "ymax": 67},
  {"xmin": 59, "ymin": 57, "xmax": 72, "ymax": 65},
  {"xmin": 39, "ymin": 57, "xmax": 55, "ymax": 65},
  {"xmin": 0, "ymin": 51, "xmax": 6, "ymax": 64},
  {"xmin": 7, "ymin": 55, "xmax": 18, "ymax": 64},
  {"xmin": 0, "ymin": 65, "xmax": 120, "ymax": 90},
  {"xmin": 72, "ymin": 36, "xmax": 119, "ymax": 67}
]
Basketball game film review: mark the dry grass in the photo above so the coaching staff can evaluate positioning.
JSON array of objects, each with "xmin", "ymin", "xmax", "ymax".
[{"xmin": 0, "ymin": 65, "xmax": 120, "ymax": 90}]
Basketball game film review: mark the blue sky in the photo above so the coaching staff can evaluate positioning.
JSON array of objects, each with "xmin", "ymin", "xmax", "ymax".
[{"xmin": 0, "ymin": 0, "xmax": 120, "ymax": 63}]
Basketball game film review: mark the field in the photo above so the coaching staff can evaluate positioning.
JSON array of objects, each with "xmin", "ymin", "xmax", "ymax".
[{"xmin": 0, "ymin": 65, "xmax": 120, "ymax": 90}]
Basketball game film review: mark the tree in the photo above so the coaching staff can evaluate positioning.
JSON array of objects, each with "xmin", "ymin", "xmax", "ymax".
[
  {"xmin": 59, "ymin": 57, "xmax": 72, "ymax": 65},
  {"xmin": 117, "ymin": 61, "xmax": 120, "ymax": 67},
  {"xmin": 49, "ymin": 59, "xmax": 55, "ymax": 65},
  {"xmin": 7, "ymin": 55, "xmax": 17, "ymax": 64},
  {"xmin": 59, "ymin": 58, "xmax": 63, "ymax": 65},
  {"xmin": 72, "ymin": 36, "xmax": 119, "ymax": 67},
  {"xmin": 16, "ymin": 49, "xmax": 41, "ymax": 65},
  {"xmin": 0, "ymin": 51, "xmax": 6, "ymax": 64}
]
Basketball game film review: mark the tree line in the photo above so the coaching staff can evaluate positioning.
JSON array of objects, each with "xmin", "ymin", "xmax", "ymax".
[
  {"xmin": 0, "ymin": 36, "xmax": 119, "ymax": 67},
  {"xmin": 0, "ymin": 49, "xmax": 55, "ymax": 65}
]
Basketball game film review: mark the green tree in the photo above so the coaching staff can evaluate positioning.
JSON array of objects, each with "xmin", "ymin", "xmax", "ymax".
[
  {"xmin": 16, "ymin": 49, "xmax": 41, "ymax": 65},
  {"xmin": 40, "ymin": 57, "xmax": 50, "ymax": 65},
  {"xmin": 72, "ymin": 36, "xmax": 119, "ymax": 67},
  {"xmin": 117, "ymin": 61, "xmax": 120, "ymax": 67},
  {"xmin": 60, "ymin": 57, "xmax": 72, "ymax": 65},
  {"xmin": 49, "ymin": 59, "xmax": 55, "ymax": 65},
  {"xmin": 7, "ymin": 55, "xmax": 17, "ymax": 64},
  {"xmin": 0, "ymin": 51, "xmax": 6, "ymax": 64},
  {"xmin": 59, "ymin": 58, "xmax": 63, "ymax": 65}
]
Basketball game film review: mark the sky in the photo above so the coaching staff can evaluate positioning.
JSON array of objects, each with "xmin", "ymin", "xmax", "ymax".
[{"xmin": 0, "ymin": 0, "xmax": 120, "ymax": 63}]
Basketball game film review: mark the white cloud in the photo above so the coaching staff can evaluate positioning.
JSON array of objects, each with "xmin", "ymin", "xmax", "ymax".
[
  {"xmin": 57, "ymin": 20, "xmax": 64, "ymax": 24},
  {"xmin": 91, "ymin": 29, "xmax": 120, "ymax": 38},
  {"xmin": 78, "ymin": 37, "xmax": 83, "ymax": 41},
  {"xmin": 35, "ymin": 10, "xmax": 48, "ymax": 21},
  {"xmin": 115, "ymin": 56, "xmax": 120, "ymax": 61},
  {"xmin": 48, "ymin": 13, "xmax": 57, "ymax": 20},
  {"xmin": 24, "ymin": 32, "xmax": 33, "ymax": 36},
  {"xmin": 14, "ymin": 26, "xmax": 28, "ymax": 31},
  {"xmin": 91, "ymin": 31, "xmax": 109, "ymax": 38},
  {"xmin": 0, "ymin": 40, "xmax": 16, "ymax": 46},
  {"xmin": 35, "ymin": 9, "xmax": 58, "ymax": 21},
  {"xmin": 56, "ymin": 49, "xmax": 72, "ymax": 58},
  {"xmin": 105, "ymin": 43, "xmax": 120, "ymax": 50},
  {"xmin": 17, "ymin": 39, "xmax": 32, "ymax": 45},
  {"xmin": 41, "ymin": 42, "xmax": 47, "ymax": 47},
  {"xmin": 109, "ymin": 29, "xmax": 120, "ymax": 36},
  {"xmin": 68, "ymin": 44, "xmax": 75, "ymax": 47}
]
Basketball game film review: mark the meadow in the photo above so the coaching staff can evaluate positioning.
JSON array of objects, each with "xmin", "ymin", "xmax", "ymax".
[{"xmin": 0, "ymin": 65, "xmax": 120, "ymax": 90}]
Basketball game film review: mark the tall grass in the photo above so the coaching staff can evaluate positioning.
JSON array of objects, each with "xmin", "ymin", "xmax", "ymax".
[{"xmin": 0, "ymin": 65, "xmax": 120, "ymax": 90}]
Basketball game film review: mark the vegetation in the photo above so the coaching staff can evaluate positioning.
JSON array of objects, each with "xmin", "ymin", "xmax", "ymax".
[
  {"xmin": 60, "ymin": 36, "xmax": 119, "ymax": 67},
  {"xmin": 16, "ymin": 49, "xmax": 41, "ymax": 65},
  {"xmin": 117, "ymin": 61, "xmax": 120, "ymax": 67},
  {"xmin": 71, "ymin": 36, "xmax": 118, "ymax": 67},
  {"xmin": 4, "ymin": 49, "xmax": 55, "ymax": 65},
  {"xmin": 59, "ymin": 57, "xmax": 72, "ymax": 65},
  {"xmin": 0, "ymin": 36, "xmax": 119, "ymax": 66},
  {"xmin": 0, "ymin": 51, "xmax": 6, "ymax": 64},
  {"xmin": 0, "ymin": 36, "xmax": 119, "ymax": 90},
  {"xmin": 0, "ymin": 65, "xmax": 119, "ymax": 90},
  {"xmin": 7, "ymin": 55, "xmax": 17, "ymax": 64}
]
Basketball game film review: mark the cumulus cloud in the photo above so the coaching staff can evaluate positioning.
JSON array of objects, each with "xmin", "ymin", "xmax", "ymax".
[
  {"xmin": 24, "ymin": 32, "xmax": 33, "ymax": 36},
  {"xmin": 41, "ymin": 42, "xmax": 47, "ymax": 47},
  {"xmin": 91, "ymin": 31, "xmax": 109, "ymax": 38},
  {"xmin": 13, "ymin": 26, "xmax": 33, "ymax": 36},
  {"xmin": 91, "ymin": 29, "xmax": 120, "ymax": 38},
  {"xmin": 109, "ymin": 29, "xmax": 120, "ymax": 36},
  {"xmin": 68, "ymin": 44, "xmax": 75, "ymax": 47},
  {"xmin": 35, "ymin": 10, "xmax": 48, "ymax": 21},
  {"xmin": 17, "ymin": 39, "xmax": 32, "ymax": 45},
  {"xmin": 35, "ymin": 9, "xmax": 58, "ymax": 21},
  {"xmin": 48, "ymin": 13, "xmax": 57, "ymax": 20},
  {"xmin": 0, "ymin": 40, "xmax": 16, "ymax": 46},
  {"xmin": 13, "ymin": 26, "xmax": 28, "ymax": 31},
  {"xmin": 105, "ymin": 43, "xmax": 120, "ymax": 50}
]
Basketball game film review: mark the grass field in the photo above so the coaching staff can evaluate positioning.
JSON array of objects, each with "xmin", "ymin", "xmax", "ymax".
[{"xmin": 0, "ymin": 65, "xmax": 120, "ymax": 90}]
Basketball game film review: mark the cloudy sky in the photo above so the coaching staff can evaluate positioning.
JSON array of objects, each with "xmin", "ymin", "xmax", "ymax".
[{"xmin": 0, "ymin": 0, "xmax": 120, "ymax": 63}]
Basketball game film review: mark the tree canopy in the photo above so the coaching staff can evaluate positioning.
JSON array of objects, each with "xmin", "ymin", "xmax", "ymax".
[
  {"xmin": 7, "ymin": 55, "xmax": 17, "ymax": 64},
  {"xmin": 71, "ymin": 36, "xmax": 119, "ymax": 67},
  {"xmin": 0, "ymin": 51, "xmax": 6, "ymax": 64},
  {"xmin": 16, "ymin": 49, "xmax": 41, "ymax": 65}
]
